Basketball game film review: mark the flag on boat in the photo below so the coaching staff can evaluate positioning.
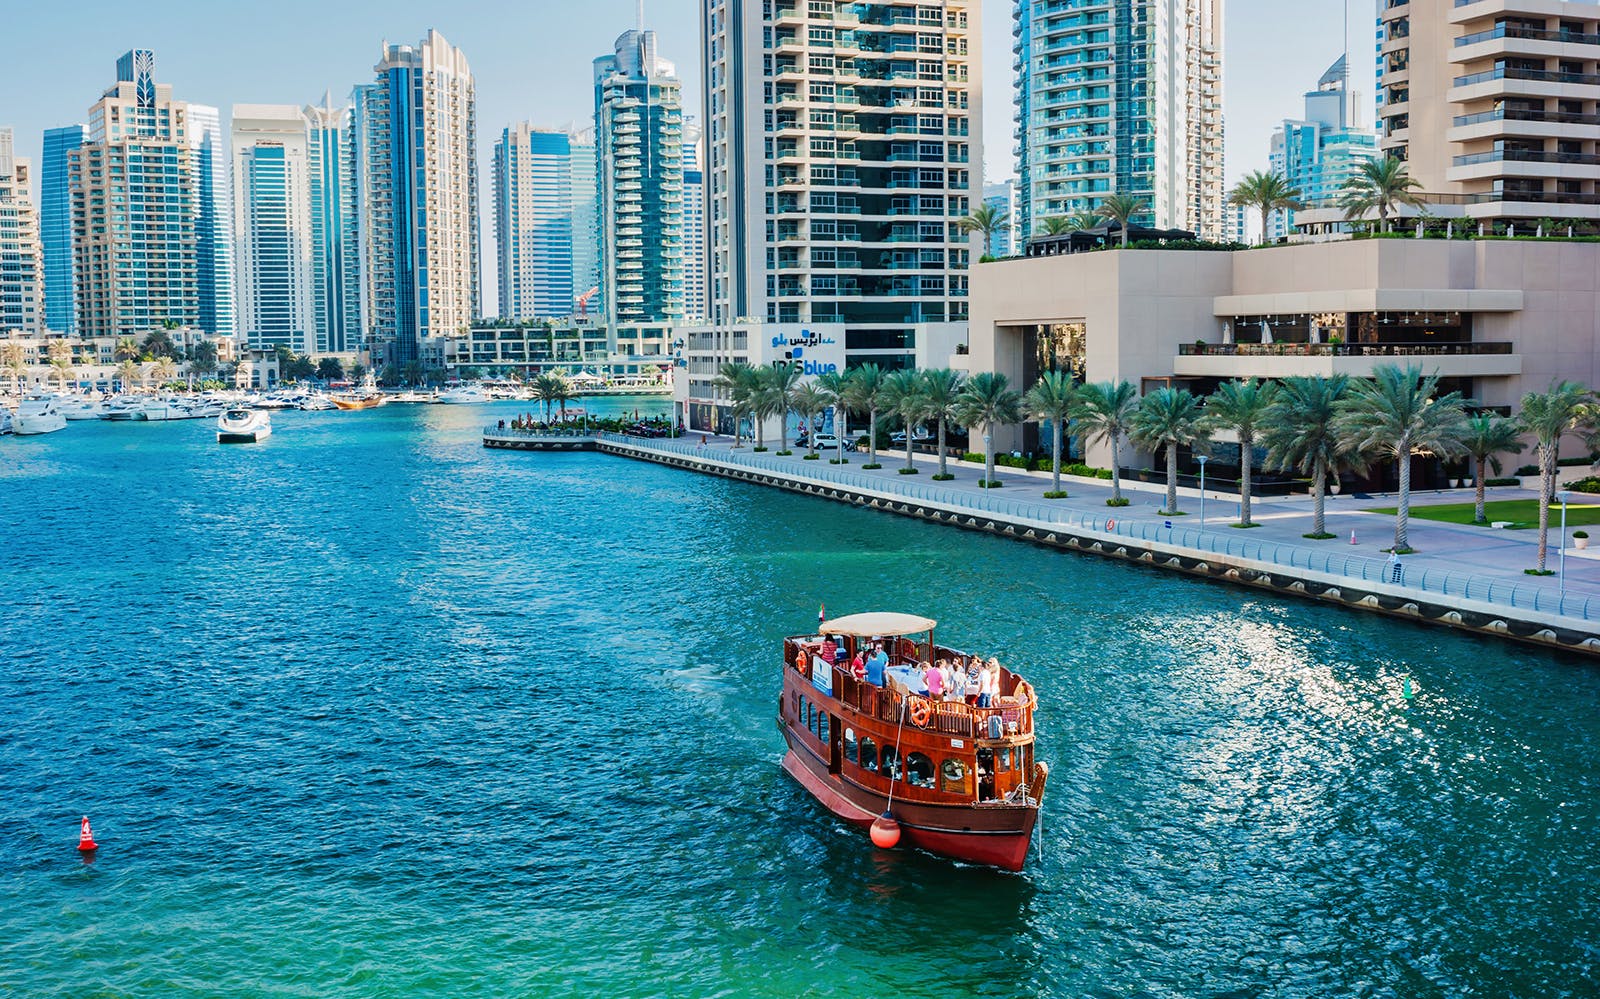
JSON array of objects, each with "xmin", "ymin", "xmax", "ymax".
[{"xmin": 819, "ymin": 603, "xmax": 826, "ymax": 625}]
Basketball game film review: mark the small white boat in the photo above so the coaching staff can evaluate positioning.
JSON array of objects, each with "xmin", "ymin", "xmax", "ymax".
[
  {"xmin": 14, "ymin": 397, "xmax": 68, "ymax": 436},
  {"xmin": 61, "ymin": 397, "xmax": 105, "ymax": 420},
  {"xmin": 102, "ymin": 395, "xmax": 147, "ymax": 421},
  {"xmin": 217, "ymin": 408, "xmax": 272, "ymax": 444},
  {"xmin": 437, "ymin": 385, "xmax": 491, "ymax": 405},
  {"xmin": 137, "ymin": 396, "xmax": 189, "ymax": 421},
  {"xmin": 0, "ymin": 407, "xmax": 14, "ymax": 435},
  {"xmin": 299, "ymin": 392, "xmax": 336, "ymax": 411}
]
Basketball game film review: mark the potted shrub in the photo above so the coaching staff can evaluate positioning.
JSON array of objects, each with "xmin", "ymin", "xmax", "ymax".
[{"xmin": 1575, "ymin": 530, "xmax": 1590, "ymax": 550}]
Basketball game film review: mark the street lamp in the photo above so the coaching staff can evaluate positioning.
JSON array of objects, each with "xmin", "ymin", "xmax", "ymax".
[
  {"xmin": 1196, "ymin": 455, "xmax": 1208, "ymax": 526},
  {"xmin": 1560, "ymin": 490, "xmax": 1570, "ymax": 598}
]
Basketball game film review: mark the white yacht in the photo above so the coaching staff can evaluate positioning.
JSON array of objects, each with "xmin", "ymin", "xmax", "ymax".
[
  {"xmin": 61, "ymin": 396, "xmax": 105, "ymax": 420},
  {"xmin": 217, "ymin": 408, "xmax": 272, "ymax": 444},
  {"xmin": 14, "ymin": 397, "xmax": 68, "ymax": 436},
  {"xmin": 0, "ymin": 406, "xmax": 14, "ymax": 434},
  {"xmin": 137, "ymin": 396, "xmax": 188, "ymax": 421},
  {"xmin": 299, "ymin": 392, "xmax": 336, "ymax": 411},
  {"xmin": 437, "ymin": 384, "xmax": 492, "ymax": 405},
  {"xmin": 102, "ymin": 395, "xmax": 147, "ymax": 421}
]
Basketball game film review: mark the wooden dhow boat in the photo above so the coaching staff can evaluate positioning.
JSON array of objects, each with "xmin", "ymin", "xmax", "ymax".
[{"xmin": 778, "ymin": 611, "xmax": 1048, "ymax": 871}]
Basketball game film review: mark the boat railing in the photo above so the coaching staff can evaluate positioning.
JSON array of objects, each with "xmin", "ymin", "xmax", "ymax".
[{"xmin": 787, "ymin": 643, "xmax": 1034, "ymax": 738}]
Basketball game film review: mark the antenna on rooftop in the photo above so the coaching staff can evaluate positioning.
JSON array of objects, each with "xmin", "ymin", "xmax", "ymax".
[{"xmin": 637, "ymin": 0, "xmax": 645, "ymax": 30}]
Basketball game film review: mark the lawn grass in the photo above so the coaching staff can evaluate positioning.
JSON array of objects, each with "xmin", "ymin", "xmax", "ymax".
[{"xmin": 1364, "ymin": 498, "xmax": 1600, "ymax": 530}]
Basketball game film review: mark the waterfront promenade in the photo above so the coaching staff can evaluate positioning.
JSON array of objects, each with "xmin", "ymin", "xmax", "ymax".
[{"xmin": 488, "ymin": 426, "xmax": 1600, "ymax": 651}]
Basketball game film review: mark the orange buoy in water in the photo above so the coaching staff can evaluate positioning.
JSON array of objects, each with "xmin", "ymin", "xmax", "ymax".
[
  {"xmin": 77, "ymin": 816, "xmax": 98, "ymax": 853},
  {"xmin": 869, "ymin": 812, "xmax": 901, "ymax": 849}
]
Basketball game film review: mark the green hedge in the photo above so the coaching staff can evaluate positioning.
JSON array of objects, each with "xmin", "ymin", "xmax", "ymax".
[
  {"xmin": 1565, "ymin": 476, "xmax": 1600, "ymax": 494},
  {"xmin": 1484, "ymin": 477, "xmax": 1520, "ymax": 487}
]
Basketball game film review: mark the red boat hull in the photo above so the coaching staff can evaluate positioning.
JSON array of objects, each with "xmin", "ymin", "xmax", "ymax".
[{"xmin": 780, "ymin": 741, "xmax": 1038, "ymax": 872}]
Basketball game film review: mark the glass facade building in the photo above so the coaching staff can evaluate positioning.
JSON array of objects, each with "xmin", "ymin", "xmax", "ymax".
[
  {"xmin": 40, "ymin": 125, "xmax": 84, "ymax": 334},
  {"xmin": 492, "ymin": 124, "xmax": 580, "ymax": 319},
  {"xmin": 231, "ymin": 105, "xmax": 315, "ymax": 352},
  {"xmin": 1268, "ymin": 57, "xmax": 1377, "ymax": 240},
  {"xmin": 594, "ymin": 29, "xmax": 685, "ymax": 327},
  {"xmin": 0, "ymin": 129, "xmax": 43, "ymax": 334},
  {"xmin": 188, "ymin": 104, "xmax": 237, "ymax": 338},
  {"xmin": 304, "ymin": 97, "xmax": 359, "ymax": 353}
]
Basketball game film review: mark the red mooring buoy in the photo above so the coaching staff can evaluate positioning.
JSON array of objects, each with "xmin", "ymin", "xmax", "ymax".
[
  {"xmin": 869, "ymin": 811, "xmax": 901, "ymax": 850},
  {"xmin": 77, "ymin": 816, "xmax": 98, "ymax": 853}
]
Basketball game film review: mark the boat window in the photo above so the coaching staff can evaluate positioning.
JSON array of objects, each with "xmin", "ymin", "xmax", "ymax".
[
  {"xmin": 859, "ymin": 737, "xmax": 877, "ymax": 771},
  {"xmin": 816, "ymin": 711, "xmax": 830, "ymax": 743},
  {"xmin": 881, "ymin": 745, "xmax": 901, "ymax": 782},
  {"xmin": 906, "ymin": 752, "xmax": 934, "ymax": 789},
  {"xmin": 998, "ymin": 747, "xmax": 1012, "ymax": 772},
  {"xmin": 798, "ymin": 694, "xmax": 808, "ymax": 729},
  {"xmin": 940, "ymin": 757, "xmax": 969, "ymax": 793},
  {"xmin": 844, "ymin": 727, "xmax": 858, "ymax": 764}
]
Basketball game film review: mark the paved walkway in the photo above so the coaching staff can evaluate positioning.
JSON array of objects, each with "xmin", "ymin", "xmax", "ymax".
[{"xmin": 662, "ymin": 433, "xmax": 1600, "ymax": 625}]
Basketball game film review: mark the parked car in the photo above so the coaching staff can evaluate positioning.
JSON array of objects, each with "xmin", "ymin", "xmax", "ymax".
[
  {"xmin": 890, "ymin": 427, "xmax": 931, "ymax": 444},
  {"xmin": 812, "ymin": 433, "xmax": 855, "ymax": 452}
]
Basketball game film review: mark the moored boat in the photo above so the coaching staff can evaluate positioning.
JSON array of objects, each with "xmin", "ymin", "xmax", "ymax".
[
  {"xmin": 14, "ymin": 397, "xmax": 68, "ymax": 436},
  {"xmin": 779, "ymin": 611, "xmax": 1048, "ymax": 871},
  {"xmin": 331, "ymin": 374, "xmax": 386, "ymax": 411},
  {"xmin": 216, "ymin": 408, "xmax": 272, "ymax": 443}
]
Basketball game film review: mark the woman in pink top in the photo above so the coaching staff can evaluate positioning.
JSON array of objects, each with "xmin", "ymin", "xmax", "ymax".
[{"xmin": 922, "ymin": 660, "xmax": 944, "ymax": 699}]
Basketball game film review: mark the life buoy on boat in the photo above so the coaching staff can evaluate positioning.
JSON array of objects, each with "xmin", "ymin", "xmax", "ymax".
[
  {"xmin": 1105, "ymin": 518, "xmax": 1116, "ymax": 530},
  {"xmin": 908, "ymin": 697, "xmax": 932, "ymax": 727}
]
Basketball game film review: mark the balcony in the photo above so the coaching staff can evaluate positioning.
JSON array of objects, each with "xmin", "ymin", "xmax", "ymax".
[{"xmin": 1174, "ymin": 340, "xmax": 1521, "ymax": 380}]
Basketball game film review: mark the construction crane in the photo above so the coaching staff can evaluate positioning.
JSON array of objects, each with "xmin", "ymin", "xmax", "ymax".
[{"xmin": 575, "ymin": 286, "xmax": 600, "ymax": 318}]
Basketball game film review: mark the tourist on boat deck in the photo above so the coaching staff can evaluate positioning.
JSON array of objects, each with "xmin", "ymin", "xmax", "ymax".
[
  {"xmin": 923, "ymin": 660, "xmax": 944, "ymax": 699},
  {"xmin": 850, "ymin": 649, "xmax": 866, "ymax": 682},
  {"xmin": 865, "ymin": 644, "xmax": 888, "ymax": 686},
  {"xmin": 964, "ymin": 657, "xmax": 983, "ymax": 705},
  {"xmin": 978, "ymin": 658, "xmax": 1001, "ymax": 708},
  {"xmin": 820, "ymin": 636, "xmax": 838, "ymax": 665}
]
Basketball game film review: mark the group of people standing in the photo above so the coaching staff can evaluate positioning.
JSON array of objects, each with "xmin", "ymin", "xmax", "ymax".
[{"xmin": 919, "ymin": 655, "xmax": 1003, "ymax": 708}]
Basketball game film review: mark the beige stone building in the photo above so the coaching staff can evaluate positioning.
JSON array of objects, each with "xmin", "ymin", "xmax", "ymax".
[
  {"xmin": 1377, "ymin": 0, "xmax": 1600, "ymax": 221},
  {"xmin": 968, "ymin": 238, "xmax": 1600, "ymax": 471}
]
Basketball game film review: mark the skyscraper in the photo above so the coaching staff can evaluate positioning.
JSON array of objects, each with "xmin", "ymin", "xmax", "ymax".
[
  {"xmin": 701, "ymin": 0, "xmax": 980, "ymax": 329},
  {"xmin": 0, "ymin": 129, "xmax": 43, "ymax": 334},
  {"xmin": 72, "ymin": 50, "xmax": 200, "ymax": 338},
  {"xmin": 682, "ymin": 119, "xmax": 706, "ymax": 322},
  {"xmin": 569, "ymin": 127, "xmax": 600, "ymax": 314},
  {"xmin": 1268, "ymin": 57, "xmax": 1377, "ymax": 239},
  {"xmin": 188, "ymin": 103, "xmax": 236, "ymax": 338},
  {"xmin": 1012, "ymin": 0, "xmax": 1225, "ymax": 240},
  {"xmin": 353, "ymin": 30, "xmax": 480, "ymax": 366},
  {"xmin": 982, "ymin": 180, "xmax": 1017, "ymax": 258},
  {"xmin": 40, "ymin": 125, "xmax": 84, "ymax": 334},
  {"xmin": 232, "ymin": 105, "xmax": 315, "ymax": 352},
  {"xmin": 304, "ymin": 95, "xmax": 359, "ymax": 353},
  {"xmin": 594, "ymin": 28, "xmax": 684, "ymax": 327},
  {"xmin": 493, "ymin": 123, "xmax": 577, "ymax": 320}
]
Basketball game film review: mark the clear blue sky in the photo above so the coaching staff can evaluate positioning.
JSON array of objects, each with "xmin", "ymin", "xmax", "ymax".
[{"xmin": 2, "ymin": 0, "xmax": 1372, "ymax": 307}]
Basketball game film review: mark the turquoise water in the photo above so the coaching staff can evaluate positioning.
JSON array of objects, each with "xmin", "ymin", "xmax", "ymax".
[{"xmin": 3, "ymin": 402, "xmax": 1599, "ymax": 997}]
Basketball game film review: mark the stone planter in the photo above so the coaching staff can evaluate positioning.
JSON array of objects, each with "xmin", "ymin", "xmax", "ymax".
[{"xmin": 1575, "ymin": 536, "xmax": 1590, "ymax": 550}]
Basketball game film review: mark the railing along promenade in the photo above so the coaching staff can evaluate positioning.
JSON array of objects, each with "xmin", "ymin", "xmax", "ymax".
[{"xmin": 590, "ymin": 432, "xmax": 1598, "ymax": 626}]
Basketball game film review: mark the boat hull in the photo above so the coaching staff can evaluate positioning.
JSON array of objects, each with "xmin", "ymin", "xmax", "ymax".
[
  {"xmin": 331, "ymin": 396, "xmax": 385, "ymax": 411},
  {"xmin": 779, "ymin": 738, "xmax": 1038, "ymax": 872},
  {"xmin": 14, "ymin": 414, "xmax": 68, "ymax": 435}
]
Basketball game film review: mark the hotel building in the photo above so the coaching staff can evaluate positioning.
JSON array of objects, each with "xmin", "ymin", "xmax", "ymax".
[
  {"xmin": 352, "ymin": 30, "xmax": 480, "ymax": 366},
  {"xmin": 1377, "ymin": 0, "xmax": 1600, "ymax": 221},
  {"xmin": 594, "ymin": 28, "xmax": 686, "ymax": 327},
  {"xmin": 0, "ymin": 129, "xmax": 43, "ymax": 334},
  {"xmin": 232, "ymin": 105, "xmax": 316, "ymax": 353},
  {"xmin": 1012, "ymin": 0, "xmax": 1224, "ymax": 239}
]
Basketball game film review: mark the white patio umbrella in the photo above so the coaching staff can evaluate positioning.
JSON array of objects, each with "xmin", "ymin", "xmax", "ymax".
[{"xmin": 1260, "ymin": 320, "xmax": 1273, "ymax": 345}]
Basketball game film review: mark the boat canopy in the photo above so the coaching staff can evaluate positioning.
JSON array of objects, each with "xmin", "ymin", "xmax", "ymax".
[{"xmin": 819, "ymin": 612, "xmax": 936, "ymax": 637}]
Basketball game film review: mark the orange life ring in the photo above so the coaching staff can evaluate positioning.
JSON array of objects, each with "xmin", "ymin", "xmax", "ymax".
[
  {"xmin": 908, "ymin": 698, "xmax": 932, "ymax": 727},
  {"xmin": 1106, "ymin": 518, "xmax": 1117, "ymax": 530}
]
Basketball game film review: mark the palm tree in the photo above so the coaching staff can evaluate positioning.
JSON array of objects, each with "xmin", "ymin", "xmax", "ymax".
[
  {"xmin": 1228, "ymin": 170, "xmax": 1305, "ymax": 244},
  {"xmin": 954, "ymin": 372, "xmax": 1025, "ymax": 487},
  {"xmin": 1262, "ymin": 376, "xmax": 1357, "ymax": 538},
  {"xmin": 791, "ymin": 382, "xmax": 830, "ymax": 457},
  {"xmin": 1339, "ymin": 156, "xmax": 1425, "ymax": 233},
  {"xmin": 401, "ymin": 360, "xmax": 426, "ymax": 387},
  {"xmin": 957, "ymin": 204, "xmax": 1011, "ymax": 257},
  {"xmin": 1335, "ymin": 365, "xmax": 1470, "ymax": 552},
  {"xmin": 919, "ymin": 368, "xmax": 967, "ymax": 478},
  {"xmin": 1039, "ymin": 216, "xmax": 1074, "ymax": 236},
  {"xmin": 1071, "ymin": 380, "xmax": 1141, "ymax": 505},
  {"xmin": 114, "ymin": 337, "xmax": 140, "ymax": 363},
  {"xmin": 1024, "ymin": 370, "xmax": 1077, "ymax": 497},
  {"xmin": 152, "ymin": 357, "xmax": 178, "ymax": 389},
  {"xmin": 531, "ymin": 373, "xmax": 565, "ymax": 421},
  {"xmin": 546, "ymin": 372, "xmax": 575, "ymax": 421},
  {"xmin": 49, "ymin": 357, "xmax": 72, "ymax": 391},
  {"xmin": 714, "ymin": 361, "xmax": 761, "ymax": 447},
  {"xmin": 1097, "ymin": 194, "xmax": 1150, "ymax": 247},
  {"xmin": 1040, "ymin": 210, "xmax": 1100, "ymax": 236},
  {"xmin": 841, "ymin": 362, "xmax": 886, "ymax": 467},
  {"xmin": 1518, "ymin": 381, "xmax": 1596, "ymax": 572},
  {"xmin": 116, "ymin": 359, "xmax": 141, "ymax": 393},
  {"xmin": 879, "ymin": 369, "xmax": 930, "ymax": 474},
  {"xmin": 141, "ymin": 327, "xmax": 176, "ymax": 359},
  {"xmin": 813, "ymin": 369, "xmax": 853, "ymax": 461},
  {"xmin": 757, "ymin": 362, "xmax": 803, "ymax": 451},
  {"xmin": 2, "ymin": 343, "xmax": 25, "ymax": 393},
  {"xmin": 1131, "ymin": 388, "xmax": 1209, "ymax": 515},
  {"xmin": 1462, "ymin": 413, "xmax": 1526, "ymax": 526},
  {"xmin": 1203, "ymin": 379, "xmax": 1279, "ymax": 526}
]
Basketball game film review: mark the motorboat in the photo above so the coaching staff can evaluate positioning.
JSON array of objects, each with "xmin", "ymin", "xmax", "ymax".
[
  {"xmin": 299, "ymin": 392, "xmax": 336, "ymax": 411},
  {"xmin": 217, "ymin": 408, "xmax": 272, "ymax": 443},
  {"xmin": 14, "ymin": 397, "xmax": 69, "ymax": 436},
  {"xmin": 102, "ymin": 395, "xmax": 148, "ymax": 421},
  {"xmin": 137, "ymin": 396, "xmax": 188, "ymax": 421},
  {"xmin": 60, "ymin": 396, "xmax": 105, "ymax": 421},
  {"xmin": 779, "ymin": 611, "xmax": 1048, "ymax": 872},
  {"xmin": 0, "ymin": 407, "xmax": 12, "ymax": 434},
  {"xmin": 437, "ymin": 384, "xmax": 492, "ymax": 405}
]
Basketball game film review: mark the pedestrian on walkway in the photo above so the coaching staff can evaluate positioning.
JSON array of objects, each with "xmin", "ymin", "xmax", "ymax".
[{"xmin": 1388, "ymin": 550, "xmax": 1404, "ymax": 585}]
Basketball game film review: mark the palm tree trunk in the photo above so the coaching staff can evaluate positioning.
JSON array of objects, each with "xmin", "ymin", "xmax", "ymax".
[
  {"xmin": 1239, "ymin": 431, "xmax": 1254, "ymax": 526},
  {"xmin": 868, "ymin": 408, "xmax": 878, "ymax": 465},
  {"xmin": 937, "ymin": 418, "xmax": 947, "ymax": 476},
  {"xmin": 835, "ymin": 403, "xmax": 845, "ymax": 461},
  {"xmin": 984, "ymin": 426, "xmax": 995, "ymax": 485},
  {"xmin": 1537, "ymin": 450, "xmax": 1554, "ymax": 571},
  {"xmin": 1395, "ymin": 441, "xmax": 1412, "ymax": 551},
  {"xmin": 1473, "ymin": 455, "xmax": 1487, "ymax": 524},
  {"xmin": 1051, "ymin": 420, "xmax": 1063, "ymax": 494},
  {"xmin": 1312, "ymin": 461, "xmax": 1328, "ymax": 536},
  {"xmin": 904, "ymin": 414, "xmax": 916, "ymax": 472},
  {"xmin": 1164, "ymin": 443, "xmax": 1179, "ymax": 514},
  {"xmin": 779, "ymin": 411, "xmax": 789, "ymax": 452},
  {"xmin": 1110, "ymin": 433, "xmax": 1123, "ymax": 503},
  {"xmin": 1259, "ymin": 206, "xmax": 1269, "ymax": 246}
]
